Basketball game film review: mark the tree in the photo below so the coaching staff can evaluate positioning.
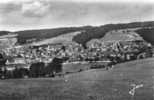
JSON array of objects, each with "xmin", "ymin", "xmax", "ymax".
[
  {"xmin": 13, "ymin": 67, "xmax": 29, "ymax": 78},
  {"xmin": 45, "ymin": 57, "xmax": 63, "ymax": 77},
  {"xmin": 29, "ymin": 62, "xmax": 45, "ymax": 78}
]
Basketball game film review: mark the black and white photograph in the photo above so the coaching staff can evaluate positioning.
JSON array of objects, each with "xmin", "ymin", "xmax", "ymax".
[{"xmin": 0, "ymin": 0, "xmax": 154, "ymax": 100}]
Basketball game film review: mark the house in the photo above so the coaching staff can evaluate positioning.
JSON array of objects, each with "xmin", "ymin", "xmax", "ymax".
[
  {"xmin": 6, "ymin": 57, "xmax": 26, "ymax": 65},
  {"xmin": 5, "ymin": 57, "xmax": 29, "ymax": 70}
]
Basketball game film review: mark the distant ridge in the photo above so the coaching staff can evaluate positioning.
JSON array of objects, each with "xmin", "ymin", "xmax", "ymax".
[
  {"xmin": 0, "ymin": 31, "xmax": 11, "ymax": 36},
  {"xmin": 0, "ymin": 21, "xmax": 154, "ymax": 46},
  {"xmin": 73, "ymin": 21, "xmax": 154, "ymax": 46}
]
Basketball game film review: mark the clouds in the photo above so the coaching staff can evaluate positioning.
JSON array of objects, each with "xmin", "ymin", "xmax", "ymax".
[
  {"xmin": 21, "ymin": 1, "xmax": 50, "ymax": 17},
  {"xmin": 0, "ymin": 0, "xmax": 154, "ymax": 31},
  {"xmin": 0, "ymin": 3, "xmax": 21, "ymax": 14},
  {"xmin": 0, "ymin": 0, "xmax": 51, "ymax": 17}
]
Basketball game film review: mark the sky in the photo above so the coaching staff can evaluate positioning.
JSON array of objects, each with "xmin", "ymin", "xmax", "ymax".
[{"xmin": 0, "ymin": 0, "xmax": 154, "ymax": 31}]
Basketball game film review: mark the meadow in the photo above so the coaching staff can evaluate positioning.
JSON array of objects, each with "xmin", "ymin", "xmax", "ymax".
[{"xmin": 0, "ymin": 58, "xmax": 154, "ymax": 100}]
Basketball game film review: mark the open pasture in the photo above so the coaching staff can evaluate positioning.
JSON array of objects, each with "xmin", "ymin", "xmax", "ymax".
[{"xmin": 0, "ymin": 58, "xmax": 154, "ymax": 100}]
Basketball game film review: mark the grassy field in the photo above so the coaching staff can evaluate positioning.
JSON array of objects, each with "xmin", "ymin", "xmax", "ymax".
[
  {"xmin": 32, "ymin": 31, "xmax": 82, "ymax": 46},
  {"xmin": 0, "ymin": 58, "xmax": 154, "ymax": 100}
]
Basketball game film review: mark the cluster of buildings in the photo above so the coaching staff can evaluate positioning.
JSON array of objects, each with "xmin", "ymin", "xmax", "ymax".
[
  {"xmin": 0, "ymin": 33, "xmax": 152, "ymax": 79},
  {"xmin": 0, "ymin": 30, "xmax": 152, "ymax": 69},
  {"xmin": 3, "ymin": 42, "xmax": 85, "ymax": 64},
  {"xmin": 1, "ymin": 39, "xmax": 152, "ymax": 67}
]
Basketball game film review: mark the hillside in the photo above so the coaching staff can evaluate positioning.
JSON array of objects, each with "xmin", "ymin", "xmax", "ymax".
[
  {"xmin": 86, "ymin": 29, "xmax": 144, "ymax": 47},
  {"xmin": 0, "ymin": 31, "xmax": 10, "ymax": 36},
  {"xmin": 31, "ymin": 31, "xmax": 83, "ymax": 46},
  {"xmin": 15, "ymin": 26, "xmax": 91, "ymax": 45},
  {"xmin": 0, "ymin": 58, "xmax": 154, "ymax": 100},
  {"xmin": 73, "ymin": 21, "xmax": 154, "ymax": 46},
  {"xmin": 0, "ymin": 34, "xmax": 17, "ymax": 49},
  {"xmin": 135, "ymin": 27, "xmax": 154, "ymax": 45},
  {"xmin": 0, "ymin": 21, "xmax": 154, "ymax": 46}
]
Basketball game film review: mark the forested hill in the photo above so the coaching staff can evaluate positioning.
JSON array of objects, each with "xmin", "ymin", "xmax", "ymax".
[
  {"xmin": 15, "ymin": 26, "xmax": 92, "ymax": 44},
  {"xmin": 0, "ymin": 21, "xmax": 154, "ymax": 46},
  {"xmin": 0, "ymin": 31, "xmax": 11, "ymax": 36},
  {"xmin": 136, "ymin": 27, "xmax": 154, "ymax": 45},
  {"xmin": 73, "ymin": 21, "xmax": 154, "ymax": 46}
]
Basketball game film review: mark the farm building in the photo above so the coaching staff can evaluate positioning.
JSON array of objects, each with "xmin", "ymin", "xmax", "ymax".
[{"xmin": 5, "ymin": 57, "xmax": 29, "ymax": 70}]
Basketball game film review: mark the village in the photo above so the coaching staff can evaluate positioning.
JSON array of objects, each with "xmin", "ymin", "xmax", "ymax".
[
  {"xmin": 3, "ymin": 40, "xmax": 152, "ymax": 63},
  {"xmin": 0, "ymin": 33, "xmax": 152, "ymax": 79},
  {"xmin": 0, "ymin": 29, "xmax": 152, "ymax": 79}
]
